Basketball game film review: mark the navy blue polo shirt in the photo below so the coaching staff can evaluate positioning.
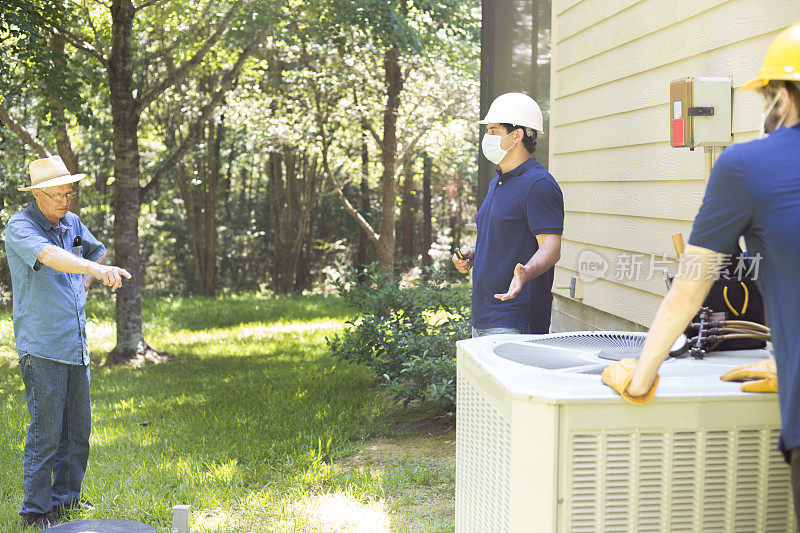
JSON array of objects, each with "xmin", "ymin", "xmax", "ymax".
[
  {"xmin": 472, "ymin": 158, "xmax": 564, "ymax": 333},
  {"xmin": 688, "ymin": 123, "xmax": 800, "ymax": 461}
]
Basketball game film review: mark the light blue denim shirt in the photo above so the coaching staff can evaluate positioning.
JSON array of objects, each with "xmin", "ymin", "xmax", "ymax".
[{"xmin": 4, "ymin": 202, "xmax": 105, "ymax": 365}]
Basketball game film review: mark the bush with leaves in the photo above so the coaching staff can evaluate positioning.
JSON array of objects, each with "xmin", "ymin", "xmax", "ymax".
[{"xmin": 327, "ymin": 264, "xmax": 469, "ymax": 409}]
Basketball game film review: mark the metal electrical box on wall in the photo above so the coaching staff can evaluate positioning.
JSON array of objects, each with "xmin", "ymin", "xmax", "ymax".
[{"xmin": 670, "ymin": 77, "xmax": 733, "ymax": 149}]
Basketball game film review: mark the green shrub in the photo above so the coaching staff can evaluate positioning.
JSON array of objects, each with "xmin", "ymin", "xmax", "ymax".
[{"xmin": 326, "ymin": 264, "xmax": 470, "ymax": 409}]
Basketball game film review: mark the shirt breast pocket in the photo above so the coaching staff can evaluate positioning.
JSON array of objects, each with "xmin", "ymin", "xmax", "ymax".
[{"xmin": 69, "ymin": 245, "xmax": 84, "ymax": 259}]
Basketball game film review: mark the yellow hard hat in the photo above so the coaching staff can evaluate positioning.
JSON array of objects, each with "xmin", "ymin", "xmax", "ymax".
[{"xmin": 742, "ymin": 21, "xmax": 800, "ymax": 91}]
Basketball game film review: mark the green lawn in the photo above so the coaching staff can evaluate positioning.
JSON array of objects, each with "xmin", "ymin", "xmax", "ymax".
[{"xmin": 0, "ymin": 294, "xmax": 455, "ymax": 532}]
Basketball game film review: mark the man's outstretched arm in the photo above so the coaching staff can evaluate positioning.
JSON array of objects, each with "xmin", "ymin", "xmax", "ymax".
[
  {"xmin": 494, "ymin": 234, "xmax": 561, "ymax": 301},
  {"xmin": 619, "ymin": 244, "xmax": 720, "ymax": 398},
  {"xmin": 37, "ymin": 245, "xmax": 131, "ymax": 290},
  {"xmin": 83, "ymin": 251, "xmax": 107, "ymax": 291}
]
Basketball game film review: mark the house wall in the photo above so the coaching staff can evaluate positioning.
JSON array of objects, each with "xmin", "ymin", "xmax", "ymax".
[{"xmin": 548, "ymin": 0, "xmax": 800, "ymax": 331}]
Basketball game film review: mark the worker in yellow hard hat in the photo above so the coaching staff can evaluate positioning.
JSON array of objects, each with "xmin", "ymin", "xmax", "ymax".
[{"xmin": 601, "ymin": 21, "xmax": 800, "ymax": 524}]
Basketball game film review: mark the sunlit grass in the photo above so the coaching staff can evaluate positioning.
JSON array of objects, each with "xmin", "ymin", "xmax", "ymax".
[{"xmin": 0, "ymin": 293, "xmax": 454, "ymax": 532}]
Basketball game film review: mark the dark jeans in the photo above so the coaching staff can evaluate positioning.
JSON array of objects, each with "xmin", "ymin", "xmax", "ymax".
[
  {"xmin": 471, "ymin": 327, "xmax": 527, "ymax": 338},
  {"xmin": 19, "ymin": 355, "xmax": 91, "ymax": 517}
]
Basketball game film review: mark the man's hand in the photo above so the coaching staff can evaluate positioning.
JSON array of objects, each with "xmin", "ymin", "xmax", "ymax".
[
  {"xmin": 721, "ymin": 359, "xmax": 777, "ymax": 392},
  {"xmin": 494, "ymin": 234, "xmax": 561, "ymax": 301},
  {"xmin": 494, "ymin": 263, "xmax": 529, "ymax": 301},
  {"xmin": 601, "ymin": 358, "xmax": 660, "ymax": 405},
  {"xmin": 89, "ymin": 263, "xmax": 132, "ymax": 290},
  {"xmin": 452, "ymin": 247, "xmax": 474, "ymax": 274}
]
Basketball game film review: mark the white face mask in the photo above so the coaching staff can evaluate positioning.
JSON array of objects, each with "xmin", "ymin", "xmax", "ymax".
[
  {"xmin": 759, "ymin": 91, "xmax": 787, "ymax": 139},
  {"xmin": 481, "ymin": 131, "xmax": 517, "ymax": 165}
]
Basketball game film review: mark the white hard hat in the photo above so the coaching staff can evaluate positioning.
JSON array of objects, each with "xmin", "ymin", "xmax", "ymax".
[{"xmin": 478, "ymin": 92, "xmax": 544, "ymax": 133}]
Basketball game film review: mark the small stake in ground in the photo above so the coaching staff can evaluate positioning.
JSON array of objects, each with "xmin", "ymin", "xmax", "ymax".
[{"xmin": 172, "ymin": 505, "xmax": 191, "ymax": 533}]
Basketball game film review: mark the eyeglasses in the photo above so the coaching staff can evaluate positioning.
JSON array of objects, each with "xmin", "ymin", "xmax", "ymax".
[{"xmin": 39, "ymin": 190, "xmax": 76, "ymax": 203}]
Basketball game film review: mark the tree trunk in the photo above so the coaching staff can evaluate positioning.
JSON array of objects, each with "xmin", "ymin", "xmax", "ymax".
[
  {"xmin": 201, "ymin": 118, "xmax": 221, "ymax": 297},
  {"xmin": 267, "ymin": 151, "xmax": 287, "ymax": 293},
  {"xmin": 291, "ymin": 154, "xmax": 319, "ymax": 291},
  {"xmin": 48, "ymin": 35, "xmax": 82, "ymax": 215},
  {"xmin": 421, "ymin": 152, "xmax": 432, "ymax": 267},
  {"xmin": 377, "ymin": 46, "xmax": 403, "ymax": 275},
  {"xmin": 107, "ymin": 0, "xmax": 165, "ymax": 364},
  {"xmin": 356, "ymin": 127, "xmax": 370, "ymax": 281},
  {"xmin": 268, "ymin": 148, "xmax": 321, "ymax": 294},
  {"xmin": 449, "ymin": 172, "xmax": 463, "ymax": 255},
  {"xmin": 399, "ymin": 158, "xmax": 414, "ymax": 265}
]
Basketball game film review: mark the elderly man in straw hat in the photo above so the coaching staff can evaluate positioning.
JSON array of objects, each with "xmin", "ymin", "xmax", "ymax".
[{"xmin": 4, "ymin": 156, "xmax": 130, "ymax": 528}]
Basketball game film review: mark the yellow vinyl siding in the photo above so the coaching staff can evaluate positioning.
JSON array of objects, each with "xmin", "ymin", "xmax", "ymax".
[
  {"xmin": 549, "ymin": 0, "xmax": 800, "ymax": 326},
  {"xmin": 559, "ymin": 240, "xmax": 679, "ymax": 295},
  {"xmin": 554, "ymin": 266, "xmax": 664, "ymax": 325},
  {"xmin": 555, "ymin": 0, "xmax": 733, "ymax": 65},
  {"xmin": 563, "ymin": 212, "xmax": 692, "ymax": 256},
  {"xmin": 561, "ymin": 180, "xmax": 707, "ymax": 220}
]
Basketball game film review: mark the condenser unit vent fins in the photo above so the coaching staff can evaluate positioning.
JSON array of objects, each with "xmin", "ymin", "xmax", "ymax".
[
  {"xmin": 566, "ymin": 429, "xmax": 796, "ymax": 533},
  {"xmin": 535, "ymin": 332, "xmax": 647, "ymax": 350},
  {"xmin": 494, "ymin": 332, "xmax": 650, "ymax": 367},
  {"xmin": 455, "ymin": 374, "xmax": 511, "ymax": 533}
]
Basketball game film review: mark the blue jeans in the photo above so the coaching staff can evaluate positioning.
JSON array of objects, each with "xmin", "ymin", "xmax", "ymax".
[
  {"xmin": 472, "ymin": 327, "xmax": 527, "ymax": 338},
  {"xmin": 19, "ymin": 355, "xmax": 91, "ymax": 517}
]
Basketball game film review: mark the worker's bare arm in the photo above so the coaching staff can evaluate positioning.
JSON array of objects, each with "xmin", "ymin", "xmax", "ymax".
[
  {"xmin": 38, "ymin": 245, "xmax": 100, "ymax": 276},
  {"xmin": 524, "ymin": 234, "xmax": 561, "ymax": 279},
  {"xmin": 626, "ymin": 244, "xmax": 721, "ymax": 397},
  {"xmin": 37, "ymin": 245, "xmax": 131, "ymax": 290},
  {"xmin": 83, "ymin": 251, "xmax": 106, "ymax": 291},
  {"xmin": 494, "ymin": 234, "xmax": 561, "ymax": 301}
]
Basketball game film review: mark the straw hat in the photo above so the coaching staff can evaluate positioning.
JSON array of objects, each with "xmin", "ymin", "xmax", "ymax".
[{"xmin": 19, "ymin": 156, "xmax": 85, "ymax": 191}]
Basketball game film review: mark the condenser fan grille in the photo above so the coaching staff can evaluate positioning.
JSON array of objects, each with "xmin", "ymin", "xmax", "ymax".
[
  {"xmin": 493, "ymin": 332, "xmax": 649, "ymax": 367},
  {"xmin": 533, "ymin": 332, "xmax": 647, "ymax": 349}
]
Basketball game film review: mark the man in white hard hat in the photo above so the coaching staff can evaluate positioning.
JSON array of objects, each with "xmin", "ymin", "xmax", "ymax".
[
  {"xmin": 600, "ymin": 21, "xmax": 800, "ymax": 526},
  {"xmin": 4, "ymin": 156, "xmax": 131, "ymax": 528},
  {"xmin": 453, "ymin": 92, "xmax": 564, "ymax": 336}
]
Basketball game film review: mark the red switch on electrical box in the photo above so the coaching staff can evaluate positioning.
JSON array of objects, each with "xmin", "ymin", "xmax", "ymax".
[{"xmin": 671, "ymin": 118, "xmax": 685, "ymax": 147}]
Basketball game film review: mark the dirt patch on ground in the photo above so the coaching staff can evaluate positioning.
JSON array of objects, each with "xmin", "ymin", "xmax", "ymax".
[
  {"xmin": 394, "ymin": 411, "xmax": 454, "ymax": 436},
  {"xmin": 338, "ymin": 431, "xmax": 455, "ymax": 470}
]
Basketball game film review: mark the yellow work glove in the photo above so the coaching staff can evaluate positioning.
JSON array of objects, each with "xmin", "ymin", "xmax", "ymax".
[
  {"xmin": 601, "ymin": 358, "xmax": 659, "ymax": 405},
  {"xmin": 720, "ymin": 359, "xmax": 777, "ymax": 392}
]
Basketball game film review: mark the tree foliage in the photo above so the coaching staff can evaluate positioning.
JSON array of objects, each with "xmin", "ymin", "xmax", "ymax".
[{"xmin": 0, "ymin": 0, "xmax": 481, "ymax": 309}]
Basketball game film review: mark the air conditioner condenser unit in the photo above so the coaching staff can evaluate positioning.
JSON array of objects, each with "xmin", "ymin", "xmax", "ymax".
[{"xmin": 456, "ymin": 331, "xmax": 795, "ymax": 533}]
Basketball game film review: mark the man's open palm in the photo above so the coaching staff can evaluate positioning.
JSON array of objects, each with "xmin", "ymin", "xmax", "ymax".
[{"xmin": 494, "ymin": 263, "xmax": 527, "ymax": 301}]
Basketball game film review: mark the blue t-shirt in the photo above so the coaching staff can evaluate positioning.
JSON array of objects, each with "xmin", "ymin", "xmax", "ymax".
[
  {"xmin": 688, "ymin": 123, "xmax": 800, "ymax": 460},
  {"xmin": 472, "ymin": 158, "xmax": 564, "ymax": 333},
  {"xmin": 4, "ymin": 202, "xmax": 105, "ymax": 365}
]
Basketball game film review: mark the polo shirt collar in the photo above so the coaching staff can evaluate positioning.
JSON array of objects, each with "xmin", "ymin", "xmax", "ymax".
[
  {"xmin": 27, "ymin": 202, "xmax": 70, "ymax": 232},
  {"xmin": 495, "ymin": 157, "xmax": 537, "ymax": 181}
]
